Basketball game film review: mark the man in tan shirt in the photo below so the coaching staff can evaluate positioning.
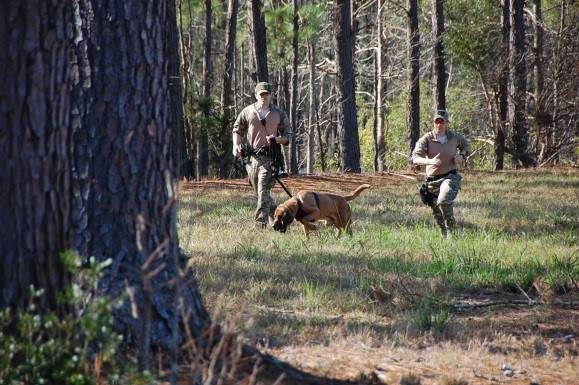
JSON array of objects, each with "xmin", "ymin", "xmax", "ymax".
[
  {"xmin": 412, "ymin": 110, "xmax": 470, "ymax": 237},
  {"xmin": 232, "ymin": 82, "xmax": 292, "ymax": 228}
]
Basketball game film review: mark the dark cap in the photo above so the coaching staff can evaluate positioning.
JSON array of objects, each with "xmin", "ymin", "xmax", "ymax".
[
  {"xmin": 255, "ymin": 82, "xmax": 273, "ymax": 94},
  {"xmin": 433, "ymin": 109, "xmax": 449, "ymax": 121}
]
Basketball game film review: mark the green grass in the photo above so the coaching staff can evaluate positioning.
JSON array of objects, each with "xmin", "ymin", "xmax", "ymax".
[{"xmin": 177, "ymin": 169, "xmax": 578, "ymax": 344}]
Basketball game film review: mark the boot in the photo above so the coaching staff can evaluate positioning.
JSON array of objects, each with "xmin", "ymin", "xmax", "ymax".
[{"xmin": 440, "ymin": 203, "xmax": 455, "ymax": 237}]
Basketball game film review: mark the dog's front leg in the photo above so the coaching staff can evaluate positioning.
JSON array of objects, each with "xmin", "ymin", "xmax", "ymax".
[{"xmin": 300, "ymin": 221, "xmax": 317, "ymax": 239}]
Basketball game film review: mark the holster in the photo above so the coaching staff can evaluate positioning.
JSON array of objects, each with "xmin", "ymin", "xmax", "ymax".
[{"xmin": 418, "ymin": 182, "xmax": 435, "ymax": 205}]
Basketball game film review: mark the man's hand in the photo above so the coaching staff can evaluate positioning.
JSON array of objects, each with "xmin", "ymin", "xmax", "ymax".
[
  {"xmin": 429, "ymin": 153, "xmax": 442, "ymax": 167},
  {"xmin": 232, "ymin": 144, "xmax": 242, "ymax": 158},
  {"xmin": 266, "ymin": 135, "xmax": 278, "ymax": 144}
]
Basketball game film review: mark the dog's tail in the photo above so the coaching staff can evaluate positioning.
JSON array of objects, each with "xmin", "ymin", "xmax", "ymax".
[{"xmin": 343, "ymin": 184, "xmax": 371, "ymax": 201}]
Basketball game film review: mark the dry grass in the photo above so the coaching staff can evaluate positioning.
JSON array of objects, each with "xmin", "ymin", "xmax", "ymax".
[{"xmin": 177, "ymin": 169, "xmax": 578, "ymax": 384}]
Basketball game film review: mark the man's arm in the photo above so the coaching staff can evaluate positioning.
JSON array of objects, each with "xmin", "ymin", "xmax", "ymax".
[
  {"xmin": 232, "ymin": 111, "xmax": 247, "ymax": 157},
  {"xmin": 274, "ymin": 110, "xmax": 292, "ymax": 146},
  {"xmin": 411, "ymin": 135, "xmax": 440, "ymax": 166}
]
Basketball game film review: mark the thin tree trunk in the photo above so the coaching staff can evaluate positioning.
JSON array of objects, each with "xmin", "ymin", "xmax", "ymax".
[
  {"xmin": 197, "ymin": 0, "xmax": 212, "ymax": 179},
  {"xmin": 407, "ymin": 0, "xmax": 420, "ymax": 157},
  {"xmin": 376, "ymin": 0, "xmax": 387, "ymax": 172},
  {"xmin": 510, "ymin": 0, "xmax": 535, "ymax": 167},
  {"xmin": 335, "ymin": 0, "xmax": 361, "ymax": 172},
  {"xmin": 316, "ymin": 73, "xmax": 327, "ymax": 172},
  {"xmin": 307, "ymin": 40, "xmax": 317, "ymax": 174},
  {"xmin": 288, "ymin": 0, "xmax": 299, "ymax": 174},
  {"xmin": 220, "ymin": 0, "xmax": 240, "ymax": 178},
  {"xmin": 248, "ymin": 0, "xmax": 269, "ymax": 82},
  {"xmin": 431, "ymin": 0, "xmax": 446, "ymax": 110},
  {"xmin": 496, "ymin": 0, "xmax": 510, "ymax": 171},
  {"xmin": 533, "ymin": 0, "xmax": 547, "ymax": 161}
]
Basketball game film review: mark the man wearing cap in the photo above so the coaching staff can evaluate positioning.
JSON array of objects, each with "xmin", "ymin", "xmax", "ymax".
[
  {"xmin": 232, "ymin": 82, "xmax": 292, "ymax": 228},
  {"xmin": 411, "ymin": 110, "xmax": 470, "ymax": 237}
]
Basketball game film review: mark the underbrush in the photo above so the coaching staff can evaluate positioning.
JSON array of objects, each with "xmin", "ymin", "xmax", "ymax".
[{"xmin": 0, "ymin": 252, "xmax": 153, "ymax": 385}]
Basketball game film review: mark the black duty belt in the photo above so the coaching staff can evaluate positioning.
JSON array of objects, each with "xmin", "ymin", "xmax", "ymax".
[{"xmin": 426, "ymin": 169, "xmax": 457, "ymax": 182}]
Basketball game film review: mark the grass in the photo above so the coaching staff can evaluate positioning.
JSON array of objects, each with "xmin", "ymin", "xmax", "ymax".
[{"xmin": 177, "ymin": 169, "xmax": 578, "ymax": 347}]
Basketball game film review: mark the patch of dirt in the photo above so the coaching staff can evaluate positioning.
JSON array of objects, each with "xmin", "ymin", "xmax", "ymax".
[{"xmin": 180, "ymin": 172, "xmax": 417, "ymax": 194}]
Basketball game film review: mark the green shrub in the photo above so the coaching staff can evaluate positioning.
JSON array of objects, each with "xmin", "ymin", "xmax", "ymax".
[{"xmin": 0, "ymin": 252, "xmax": 153, "ymax": 385}]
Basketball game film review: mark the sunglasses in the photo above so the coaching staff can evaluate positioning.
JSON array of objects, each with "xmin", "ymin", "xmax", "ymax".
[
  {"xmin": 434, "ymin": 118, "xmax": 446, "ymax": 124},
  {"xmin": 258, "ymin": 92, "xmax": 270, "ymax": 96}
]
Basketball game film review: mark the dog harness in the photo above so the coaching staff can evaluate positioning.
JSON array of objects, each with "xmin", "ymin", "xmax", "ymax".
[{"xmin": 294, "ymin": 193, "xmax": 320, "ymax": 221}]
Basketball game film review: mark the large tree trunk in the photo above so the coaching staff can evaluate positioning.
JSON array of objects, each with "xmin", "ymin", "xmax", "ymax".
[
  {"xmin": 219, "ymin": 0, "xmax": 240, "ymax": 178},
  {"xmin": 510, "ymin": 0, "xmax": 535, "ymax": 167},
  {"xmin": 496, "ymin": 0, "xmax": 510, "ymax": 171},
  {"xmin": 431, "ymin": 0, "xmax": 446, "ymax": 110},
  {"xmin": 288, "ymin": 0, "xmax": 299, "ymax": 174},
  {"xmin": 94, "ymin": 0, "xmax": 214, "ymax": 350},
  {"xmin": 335, "ymin": 0, "xmax": 361, "ymax": 172},
  {"xmin": 197, "ymin": 0, "xmax": 212, "ymax": 179},
  {"xmin": 248, "ymin": 0, "xmax": 269, "ymax": 82},
  {"xmin": 0, "ymin": 1, "xmax": 75, "ymax": 313},
  {"xmin": 407, "ymin": 0, "xmax": 420, "ymax": 157}
]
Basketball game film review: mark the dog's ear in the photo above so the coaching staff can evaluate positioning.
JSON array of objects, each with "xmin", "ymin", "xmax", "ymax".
[{"xmin": 282, "ymin": 211, "xmax": 294, "ymax": 227}]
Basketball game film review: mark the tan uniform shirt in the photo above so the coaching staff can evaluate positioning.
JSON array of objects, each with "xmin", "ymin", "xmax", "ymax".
[
  {"xmin": 412, "ymin": 129, "xmax": 470, "ymax": 177},
  {"xmin": 232, "ymin": 104, "xmax": 292, "ymax": 150}
]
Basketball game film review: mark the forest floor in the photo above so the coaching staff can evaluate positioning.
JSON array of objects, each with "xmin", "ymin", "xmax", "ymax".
[{"xmin": 178, "ymin": 169, "xmax": 578, "ymax": 385}]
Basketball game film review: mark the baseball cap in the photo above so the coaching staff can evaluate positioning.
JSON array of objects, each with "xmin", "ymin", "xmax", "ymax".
[
  {"xmin": 255, "ymin": 82, "xmax": 272, "ymax": 94},
  {"xmin": 433, "ymin": 109, "xmax": 449, "ymax": 122}
]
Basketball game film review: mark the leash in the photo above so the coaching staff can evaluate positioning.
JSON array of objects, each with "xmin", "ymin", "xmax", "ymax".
[{"xmin": 274, "ymin": 175, "xmax": 293, "ymax": 198}]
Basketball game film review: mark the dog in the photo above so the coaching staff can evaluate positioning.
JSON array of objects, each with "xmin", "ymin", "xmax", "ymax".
[{"xmin": 271, "ymin": 184, "xmax": 371, "ymax": 237}]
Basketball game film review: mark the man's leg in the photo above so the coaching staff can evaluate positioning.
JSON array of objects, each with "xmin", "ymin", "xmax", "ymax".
[
  {"xmin": 255, "ymin": 159, "xmax": 276, "ymax": 226},
  {"xmin": 437, "ymin": 173, "xmax": 462, "ymax": 235},
  {"xmin": 429, "ymin": 203, "xmax": 447, "ymax": 236}
]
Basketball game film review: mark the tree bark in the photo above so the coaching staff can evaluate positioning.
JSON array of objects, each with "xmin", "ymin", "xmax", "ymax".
[
  {"xmin": 533, "ymin": 0, "xmax": 548, "ymax": 161},
  {"xmin": 0, "ymin": 0, "xmax": 75, "ymax": 313},
  {"xmin": 288, "ymin": 0, "xmax": 300, "ymax": 174},
  {"xmin": 219, "ymin": 0, "xmax": 240, "ymax": 178},
  {"xmin": 335, "ymin": 0, "xmax": 361, "ymax": 172},
  {"xmin": 431, "ymin": 0, "xmax": 446, "ymax": 110},
  {"xmin": 91, "ymin": 0, "xmax": 210, "ymax": 348},
  {"xmin": 376, "ymin": 0, "xmax": 387, "ymax": 172},
  {"xmin": 197, "ymin": 0, "xmax": 212, "ymax": 179},
  {"xmin": 248, "ymin": 0, "xmax": 269, "ymax": 82},
  {"xmin": 407, "ymin": 0, "xmax": 420, "ymax": 157},
  {"xmin": 510, "ymin": 0, "xmax": 535, "ymax": 167},
  {"xmin": 306, "ymin": 39, "xmax": 317, "ymax": 175},
  {"xmin": 496, "ymin": 0, "xmax": 510, "ymax": 171}
]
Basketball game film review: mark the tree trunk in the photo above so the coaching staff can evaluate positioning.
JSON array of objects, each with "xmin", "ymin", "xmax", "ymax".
[
  {"xmin": 533, "ymin": 0, "xmax": 548, "ymax": 161},
  {"xmin": 197, "ymin": 0, "xmax": 212, "ymax": 179},
  {"xmin": 288, "ymin": 0, "xmax": 299, "ymax": 175},
  {"xmin": 219, "ymin": 0, "xmax": 240, "ymax": 178},
  {"xmin": 248, "ymin": 0, "xmax": 269, "ymax": 82},
  {"xmin": 317, "ymin": 73, "xmax": 327, "ymax": 172},
  {"xmin": 496, "ymin": 0, "xmax": 510, "ymax": 171},
  {"xmin": 407, "ymin": 0, "xmax": 420, "ymax": 157},
  {"xmin": 431, "ymin": 0, "xmax": 446, "ymax": 110},
  {"xmin": 169, "ymin": 0, "xmax": 187, "ymax": 179},
  {"xmin": 306, "ymin": 39, "xmax": 317, "ymax": 174},
  {"xmin": 376, "ymin": 0, "xmax": 387, "ymax": 172},
  {"xmin": 83, "ymin": 0, "xmax": 211, "ymax": 350},
  {"xmin": 510, "ymin": 0, "xmax": 535, "ymax": 167},
  {"xmin": 335, "ymin": 0, "xmax": 361, "ymax": 172},
  {"xmin": 0, "ymin": 1, "xmax": 75, "ymax": 313}
]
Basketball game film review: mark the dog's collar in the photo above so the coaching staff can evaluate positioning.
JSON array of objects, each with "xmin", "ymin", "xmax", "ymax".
[{"xmin": 294, "ymin": 198, "xmax": 305, "ymax": 221}]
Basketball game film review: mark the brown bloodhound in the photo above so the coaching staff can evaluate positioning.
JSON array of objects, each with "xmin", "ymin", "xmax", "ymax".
[{"xmin": 271, "ymin": 184, "xmax": 371, "ymax": 237}]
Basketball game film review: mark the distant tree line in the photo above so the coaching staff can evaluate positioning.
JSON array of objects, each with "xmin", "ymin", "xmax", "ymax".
[{"xmin": 180, "ymin": 0, "xmax": 577, "ymax": 177}]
